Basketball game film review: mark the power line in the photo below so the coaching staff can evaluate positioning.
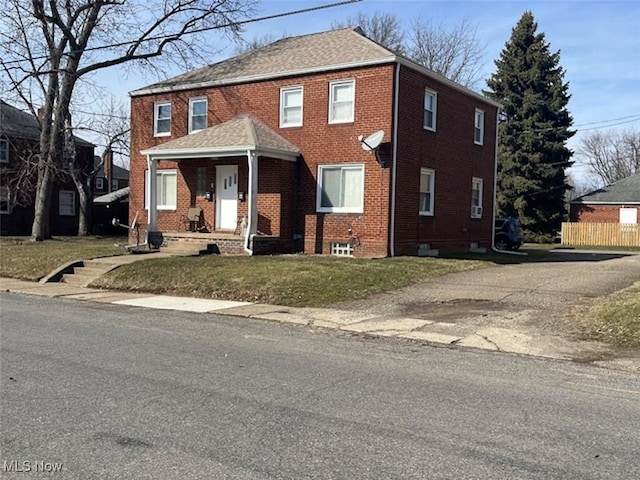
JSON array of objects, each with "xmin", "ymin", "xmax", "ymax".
[
  {"xmin": 1, "ymin": 0, "xmax": 362, "ymax": 66},
  {"xmin": 578, "ymin": 117, "xmax": 640, "ymax": 132},
  {"xmin": 573, "ymin": 114, "xmax": 640, "ymax": 128}
]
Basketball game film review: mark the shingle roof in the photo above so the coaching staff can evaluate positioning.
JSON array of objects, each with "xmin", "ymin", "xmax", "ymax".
[
  {"xmin": 94, "ymin": 156, "xmax": 130, "ymax": 180},
  {"xmin": 131, "ymin": 27, "xmax": 394, "ymax": 96},
  {"xmin": 0, "ymin": 99, "xmax": 94, "ymax": 146},
  {"xmin": 0, "ymin": 100, "xmax": 42, "ymax": 140},
  {"xmin": 571, "ymin": 173, "xmax": 640, "ymax": 204},
  {"xmin": 141, "ymin": 114, "xmax": 300, "ymax": 160},
  {"xmin": 94, "ymin": 186, "xmax": 130, "ymax": 205}
]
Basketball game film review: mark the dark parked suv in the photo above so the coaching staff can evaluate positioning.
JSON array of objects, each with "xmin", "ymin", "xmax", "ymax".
[{"xmin": 494, "ymin": 217, "xmax": 522, "ymax": 251}]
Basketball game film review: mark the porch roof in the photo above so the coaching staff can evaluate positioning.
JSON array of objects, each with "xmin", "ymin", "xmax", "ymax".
[{"xmin": 141, "ymin": 113, "xmax": 300, "ymax": 162}]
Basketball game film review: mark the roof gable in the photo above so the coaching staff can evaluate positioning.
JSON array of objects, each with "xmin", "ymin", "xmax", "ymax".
[
  {"xmin": 131, "ymin": 28, "xmax": 394, "ymax": 96},
  {"xmin": 572, "ymin": 173, "xmax": 640, "ymax": 204}
]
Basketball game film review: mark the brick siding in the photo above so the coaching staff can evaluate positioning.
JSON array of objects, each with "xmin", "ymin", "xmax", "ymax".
[
  {"xmin": 570, "ymin": 204, "xmax": 640, "ymax": 223},
  {"xmin": 130, "ymin": 63, "xmax": 497, "ymax": 256}
]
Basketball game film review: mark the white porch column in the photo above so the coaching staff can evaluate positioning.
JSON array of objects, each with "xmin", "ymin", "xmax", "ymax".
[
  {"xmin": 244, "ymin": 150, "xmax": 258, "ymax": 254},
  {"xmin": 147, "ymin": 155, "xmax": 158, "ymax": 231}
]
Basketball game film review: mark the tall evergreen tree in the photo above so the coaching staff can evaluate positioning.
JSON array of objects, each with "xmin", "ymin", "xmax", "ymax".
[{"xmin": 486, "ymin": 11, "xmax": 574, "ymax": 240}]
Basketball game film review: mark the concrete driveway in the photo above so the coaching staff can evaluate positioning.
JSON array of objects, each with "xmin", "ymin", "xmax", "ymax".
[{"xmin": 332, "ymin": 249, "xmax": 640, "ymax": 361}]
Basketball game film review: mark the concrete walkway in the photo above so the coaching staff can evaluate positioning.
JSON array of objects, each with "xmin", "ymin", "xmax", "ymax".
[{"xmin": 2, "ymin": 251, "xmax": 639, "ymax": 374}]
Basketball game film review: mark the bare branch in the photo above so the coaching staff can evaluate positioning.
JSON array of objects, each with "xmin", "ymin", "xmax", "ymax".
[
  {"xmin": 406, "ymin": 16, "xmax": 486, "ymax": 89},
  {"xmin": 332, "ymin": 11, "xmax": 405, "ymax": 55},
  {"xmin": 578, "ymin": 128, "xmax": 640, "ymax": 185}
]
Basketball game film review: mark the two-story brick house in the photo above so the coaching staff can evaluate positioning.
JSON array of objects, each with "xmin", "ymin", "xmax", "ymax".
[
  {"xmin": 128, "ymin": 27, "xmax": 500, "ymax": 256},
  {"xmin": 0, "ymin": 99, "xmax": 94, "ymax": 236},
  {"xmin": 93, "ymin": 151, "xmax": 130, "ymax": 197}
]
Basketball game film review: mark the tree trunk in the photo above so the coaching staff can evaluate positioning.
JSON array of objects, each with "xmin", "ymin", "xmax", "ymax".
[
  {"xmin": 71, "ymin": 171, "xmax": 91, "ymax": 235},
  {"xmin": 31, "ymin": 156, "xmax": 53, "ymax": 241}
]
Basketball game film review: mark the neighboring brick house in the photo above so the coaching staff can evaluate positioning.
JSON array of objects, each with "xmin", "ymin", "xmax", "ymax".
[
  {"xmin": 0, "ymin": 99, "xmax": 94, "ymax": 236},
  {"xmin": 570, "ymin": 173, "xmax": 640, "ymax": 225},
  {"xmin": 93, "ymin": 152, "xmax": 130, "ymax": 197},
  {"xmin": 129, "ymin": 27, "xmax": 500, "ymax": 256}
]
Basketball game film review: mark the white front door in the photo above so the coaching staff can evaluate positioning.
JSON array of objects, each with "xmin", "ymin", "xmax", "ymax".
[{"xmin": 216, "ymin": 165, "xmax": 238, "ymax": 230}]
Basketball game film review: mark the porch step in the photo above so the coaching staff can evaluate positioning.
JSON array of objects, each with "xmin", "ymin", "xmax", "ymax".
[
  {"xmin": 61, "ymin": 263, "xmax": 115, "ymax": 287},
  {"xmin": 160, "ymin": 240, "xmax": 217, "ymax": 256}
]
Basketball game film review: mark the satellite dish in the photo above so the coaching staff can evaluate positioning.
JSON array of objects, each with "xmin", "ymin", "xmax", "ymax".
[{"xmin": 359, "ymin": 130, "xmax": 384, "ymax": 151}]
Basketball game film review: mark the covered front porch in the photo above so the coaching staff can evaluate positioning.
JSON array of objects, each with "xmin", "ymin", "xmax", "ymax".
[{"xmin": 140, "ymin": 114, "xmax": 300, "ymax": 255}]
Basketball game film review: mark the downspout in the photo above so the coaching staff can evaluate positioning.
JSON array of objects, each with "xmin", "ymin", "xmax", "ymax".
[
  {"xmin": 389, "ymin": 62, "xmax": 401, "ymax": 257},
  {"xmin": 244, "ymin": 150, "xmax": 257, "ymax": 255},
  {"xmin": 491, "ymin": 110, "xmax": 526, "ymax": 256}
]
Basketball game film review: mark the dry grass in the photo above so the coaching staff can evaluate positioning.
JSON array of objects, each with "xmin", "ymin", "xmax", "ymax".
[
  {"xmin": 0, "ymin": 236, "xmax": 126, "ymax": 281},
  {"xmin": 92, "ymin": 254, "xmax": 490, "ymax": 307},
  {"xmin": 579, "ymin": 282, "xmax": 640, "ymax": 347}
]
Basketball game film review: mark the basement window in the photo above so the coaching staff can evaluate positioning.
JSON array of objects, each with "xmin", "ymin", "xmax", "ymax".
[{"xmin": 331, "ymin": 242, "xmax": 354, "ymax": 257}]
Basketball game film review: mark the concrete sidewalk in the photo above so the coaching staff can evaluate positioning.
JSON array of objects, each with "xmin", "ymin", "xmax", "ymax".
[{"xmin": 2, "ymin": 275, "xmax": 637, "ymax": 373}]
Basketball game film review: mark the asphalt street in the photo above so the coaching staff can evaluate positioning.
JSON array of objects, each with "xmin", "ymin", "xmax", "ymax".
[{"xmin": 1, "ymin": 293, "xmax": 640, "ymax": 479}]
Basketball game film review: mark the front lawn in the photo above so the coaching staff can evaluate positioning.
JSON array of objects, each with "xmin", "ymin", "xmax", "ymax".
[
  {"xmin": 0, "ymin": 236, "xmax": 126, "ymax": 281},
  {"xmin": 92, "ymin": 254, "xmax": 491, "ymax": 307},
  {"xmin": 580, "ymin": 282, "xmax": 640, "ymax": 347}
]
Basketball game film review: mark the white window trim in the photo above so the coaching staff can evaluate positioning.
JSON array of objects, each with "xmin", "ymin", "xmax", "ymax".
[
  {"xmin": 329, "ymin": 79, "xmax": 355, "ymax": 124},
  {"xmin": 154, "ymin": 101, "xmax": 171, "ymax": 137},
  {"xmin": 471, "ymin": 177, "xmax": 483, "ymax": 218},
  {"xmin": 419, "ymin": 168, "xmax": 435, "ymax": 216},
  {"xmin": 188, "ymin": 97, "xmax": 207, "ymax": 134},
  {"xmin": 280, "ymin": 86, "xmax": 303, "ymax": 128},
  {"xmin": 0, "ymin": 139, "xmax": 8, "ymax": 163},
  {"xmin": 59, "ymin": 190, "xmax": 75, "ymax": 216},
  {"xmin": 95, "ymin": 177, "xmax": 104, "ymax": 190},
  {"xmin": 424, "ymin": 89, "xmax": 437, "ymax": 132},
  {"xmin": 145, "ymin": 169, "xmax": 177, "ymax": 211},
  {"xmin": 316, "ymin": 163, "xmax": 364, "ymax": 214},
  {"xmin": 474, "ymin": 109, "xmax": 485, "ymax": 145}
]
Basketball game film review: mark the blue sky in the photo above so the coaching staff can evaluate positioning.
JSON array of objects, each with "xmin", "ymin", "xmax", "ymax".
[{"xmin": 99, "ymin": 0, "xmax": 640, "ymax": 181}]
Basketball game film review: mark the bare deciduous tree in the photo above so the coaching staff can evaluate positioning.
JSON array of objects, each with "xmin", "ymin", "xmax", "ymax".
[
  {"xmin": 68, "ymin": 100, "xmax": 131, "ymax": 235},
  {"xmin": 0, "ymin": 0, "xmax": 256, "ymax": 240},
  {"xmin": 234, "ymin": 32, "xmax": 287, "ymax": 54},
  {"xmin": 332, "ymin": 11, "xmax": 405, "ymax": 55},
  {"xmin": 578, "ymin": 129, "xmax": 640, "ymax": 185},
  {"xmin": 332, "ymin": 12, "xmax": 486, "ymax": 89},
  {"xmin": 406, "ymin": 16, "xmax": 486, "ymax": 89},
  {"xmin": 1, "ymin": 143, "xmax": 39, "ymax": 213}
]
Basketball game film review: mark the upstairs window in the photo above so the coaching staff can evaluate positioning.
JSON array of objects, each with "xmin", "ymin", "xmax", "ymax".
[
  {"xmin": 474, "ymin": 109, "xmax": 485, "ymax": 145},
  {"xmin": 189, "ymin": 98, "xmax": 207, "ymax": 133},
  {"xmin": 424, "ymin": 90, "xmax": 437, "ymax": 131},
  {"xmin": 419, "ymin": 168, "xmax": 435, "ymax": 216},
  {"xmin": 0, "ymin": 139, "xmax": 8, "ymax": 163},
  {"xmin": 471, "ymin": 177, "xmax": 483, "ymax": 218},
  {"xmin": 112, "ymin": 179, "xmax": 119, "ymax": 191},
  {"xmin": 95, "ymin": 178, "xmax": 104, "ymax": 190},
  {"xmin": 280, "ymin": 86, "xmax": 303, "ymax": 127},
  {"xmin": 154, "ymin": 102, "xmax": 171, "ymax": 136},
  {"xmin": 329, "ymin": 80, "xmax": 355, "ymax": 124},
  {"xmin": 59, "ymin": 190, "xmax": 75, "ymax": 216},
  {"xmin": 317, "ymin": 164, "xmax": 364, "ymax": 213}
]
